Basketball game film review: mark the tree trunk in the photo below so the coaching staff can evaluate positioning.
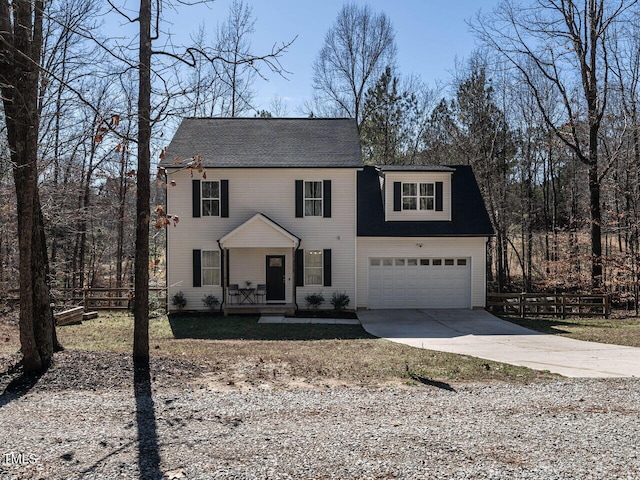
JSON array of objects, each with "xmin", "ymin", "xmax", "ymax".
[
  {"xmin": 0, "ymin": 0, "xmax": 58, "ymax": 374},
  {"xmin": 133, "ymin": 0, "xmax": 152, "ymax": 364}
]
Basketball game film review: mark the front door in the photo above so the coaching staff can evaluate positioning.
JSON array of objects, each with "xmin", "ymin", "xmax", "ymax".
[{"xmin": 266, "ymin": 255, "xmax": 286, "ymax": 302}]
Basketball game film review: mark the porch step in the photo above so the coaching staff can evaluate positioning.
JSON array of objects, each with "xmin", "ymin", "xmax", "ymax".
[{"xmin": 224, "ymin": 304, "xmax": 295, "ymax": 316}]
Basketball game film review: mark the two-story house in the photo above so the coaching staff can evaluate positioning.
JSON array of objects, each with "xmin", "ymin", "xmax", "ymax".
[{"xmin": 161, "ymin": 117, "xmax": 494, "ymax": 313}]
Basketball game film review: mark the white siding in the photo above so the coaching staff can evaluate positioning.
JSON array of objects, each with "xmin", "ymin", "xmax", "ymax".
[
  {"xmin": 384, "ymin": 172, "xmax": 452, "ymax": 222},
  {"xmin": 228, "ymin": 247, "xmax": 292, "ymax": 303},
  {"xmin": 165, "ymin": 168, "xmax": 358, "ymax": 310},
  {"xmin": 356, "ymin": 237, "xmax": 488, "ymax": 309}
]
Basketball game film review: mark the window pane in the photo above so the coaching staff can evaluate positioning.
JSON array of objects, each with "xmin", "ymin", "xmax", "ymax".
[
  {"xmin": 370, "ymin": 258, "xmax": 381, "ymax": 266},
  {"xmin": 305, "ymin": 250, "xmax": 323, "ymax": 267},
  {"xmin": 403, "ymin": 183, "xmax": 416, "ymax": 196},
  {"xmin": 420, "ymin": 259, "xmax": 430, "ymax": 266},
  {"xmin": 395, "ymin": 258, "xmax": 405, "ymax": 266},
  {"xmin": 403, "ymin": 198, "xmax": 417, "ymax": 210},
  {"xmin": 202, "ymin": 251, "xmax": 220, "ymax": 268},
  {"xmin": 420, "ymin": 183, "xmax": 434, "ymax": 196},
  {"xmin": 305, "ymin": 181, "xmax": 322, "ymax": 199},
  {"xmin": 382, "ymin": 258, "xmax": 393, "ymax": 266},
  {"xmin": 457, "ymin": 259, "xmax": 467, "ymax": 266},
  {"xmin": 433, "ymin": 259, "xmax": 442, "ymax": 266},
  {"xmin": 305, "ymin": 199, "xmax": 322, "ymax": 216},
  {"xmin": 445, "ymin": 259, "xmax": 455, "ymax": 266},
  {"xmin": 203, "ymin": 269, "xmax": 220, "ymax": 286},
  {"xmin": 305, "ymin": 269, "xmax": 322, "ymax": 285},
  {"xmin": 203, "ymin": 199, "xmax": 219, "ymax": 216},
  {"xmin": 420, "ymin": 197, "xmax": 434, "ymax": 210},
  {"xmin": 407, "ymin": 258, "xmax": 418, "ymax": 266},
  {"xmin": 202, "ymin": 181, "xmax": 219, "ymax": 199}
]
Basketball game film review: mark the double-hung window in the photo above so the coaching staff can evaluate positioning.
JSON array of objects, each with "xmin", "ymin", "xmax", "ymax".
[
  {"xmin": 304, "ymin": 181, "xmax": 323, "ymax": 216},
  {"xmin": 304, "ymin": 250, "xmax": 323, "ymax": 285},
  {"xmin": 202, "ymin": 181, "xmax": 220, "ymax": 216},
  {"xmin": 402, "ymin": 182, "xmax": 435, "ymax": 211},
  {"xmin": 202, "ymin": 251, "xmax": 221, "ymax": 285}
]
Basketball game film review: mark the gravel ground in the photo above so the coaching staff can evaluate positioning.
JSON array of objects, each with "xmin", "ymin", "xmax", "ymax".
[{"xmin": 0, "ymin": 352, "xmax": 639, "ymax": 480}]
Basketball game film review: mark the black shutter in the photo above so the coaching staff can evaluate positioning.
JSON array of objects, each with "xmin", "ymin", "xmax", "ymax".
[
  {"xmin": 435, "ymin": 181, "xmax": 443, "ymax": 212},
  {"xmin": 323, "ymin": 180, "xmax": 331, "ymax": 218},
  {"xmin": 393, "ymin": 182, "xmax": 401, "ymax": 211},
  {"xmin": 192, "ymin": 249, "xmax": 201, "ymax": 287},
  {"xmin": 225, "ymin": 249, "xmax": 230, "ymax": 287},
  {"xmin": 192, "ymin": 180, "xmax": 201, "ymax": 218},
  {"xmin": 295, "ymin": 180, "xmax": 304, "ymax": 217},
  {"xmin": 295, "ymin": 249, "xmax": 304, "ymax": 286},
  {"xmin": 323, "ymin": 249, "xmax": 332, "ymax": 287},
  {"xmin": 221, "ymin": 179, "xmax": 229, "ymax": 218}
]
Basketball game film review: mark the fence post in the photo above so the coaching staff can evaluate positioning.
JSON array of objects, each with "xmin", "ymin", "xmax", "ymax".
[
  {"xmin": 520, "ymin": 293, "xmax": 525, "ymax": 318},
  {"xmin": 562, "ymin": 294, "xmax": 566, "ymax": 319}
]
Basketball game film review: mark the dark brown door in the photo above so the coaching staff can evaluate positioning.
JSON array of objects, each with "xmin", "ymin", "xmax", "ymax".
[{"xmin": 266, "ymin": 255, "xmax": 286, "ymax": 302}]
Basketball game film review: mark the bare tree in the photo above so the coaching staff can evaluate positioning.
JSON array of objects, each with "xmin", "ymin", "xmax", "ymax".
[
  {"xmin": 474, "ymin": 0, "xmax": 638, "ymax": 289},
  {"xmin": 216, "ymin": 0, "xmax": 257, "ymax": 116},
  {"xmin": 0, "ymin": 0, "xmax": 59, "ymax": 373},
  {"xmin": 311, "ymin": 2, "xmax": 396, "ymax": 128}
]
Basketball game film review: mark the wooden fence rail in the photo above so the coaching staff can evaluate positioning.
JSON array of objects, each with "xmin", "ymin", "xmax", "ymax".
[
  {"xmin": 2, "ymin": 287, "xmax": 167, "ymax": 311},
  {"xmin": 487, "ymin": 293, "xmax": 610, "ymax": 319}
]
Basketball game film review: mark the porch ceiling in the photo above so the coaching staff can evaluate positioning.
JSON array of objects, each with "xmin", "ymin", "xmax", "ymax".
[{"xmin": 218, "ymin": 213, "xmax": 300, "ymax": 249}]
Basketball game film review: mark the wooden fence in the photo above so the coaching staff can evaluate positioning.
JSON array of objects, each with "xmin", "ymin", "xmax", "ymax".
[
  {"xmin": 2, "ymin": 287, "xmax": 167, "ymax": 311},
  {"xmin": 487, "ymin": 293, "xmax": 610, "ymax": 319}
]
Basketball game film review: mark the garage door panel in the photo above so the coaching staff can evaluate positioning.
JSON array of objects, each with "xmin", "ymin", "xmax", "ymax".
[{"xmin": 369, "ymin": 257, "xmax": 470, "ymax": 309}]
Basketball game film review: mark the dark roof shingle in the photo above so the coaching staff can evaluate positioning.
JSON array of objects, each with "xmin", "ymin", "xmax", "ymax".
[
  {"xmin": 161, "ymin": 117, "xmax": 363, "ymax": 168},
  {"xmin": 357, "ymin": 165, "xmax": 495, "ymax": 237}
]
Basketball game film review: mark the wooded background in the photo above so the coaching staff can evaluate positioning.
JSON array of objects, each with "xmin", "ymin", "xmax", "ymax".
[{"xmin": 2, "ymin": 0, "xmax": 640, "ymax": 312}]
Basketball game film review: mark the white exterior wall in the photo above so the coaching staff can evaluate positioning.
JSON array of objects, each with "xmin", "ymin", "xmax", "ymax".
[
  {"xmin": 384, "ymin": 172, "xmax": 452, "ymax": 222},
  {"xmin": 356, "ymin": 237, "xmax": 489, "ymax": 309},
  {"xmin": 165, "ymin": 167, "xmax": 358, "ymax": 310}
]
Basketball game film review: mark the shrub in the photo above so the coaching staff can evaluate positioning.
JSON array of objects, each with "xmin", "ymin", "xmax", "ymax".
[
  {"xmin": 330, "ymin": 291, "xmax": 350, "ymax": 311},
  {"xmin": 305, "ymin": 292, "xmax": 324, "ymax": 310},
  {"xmin": 202, "ymin": 294, "xmax": 220, "ymax": 311},
  {"xmin": 171, "ymin": 291, "xmax": 187, "ymax": 310}
]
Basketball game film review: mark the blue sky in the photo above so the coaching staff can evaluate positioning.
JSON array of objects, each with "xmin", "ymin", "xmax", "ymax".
[{"xmin": 159, "ymin": 0, "xmax": 500, "ymax": 115}]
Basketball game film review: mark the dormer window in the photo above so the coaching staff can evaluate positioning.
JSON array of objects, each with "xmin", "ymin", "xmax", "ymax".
[{"xmin": 402, "ymin": 182, "xmax": 435, "ymax": 211}]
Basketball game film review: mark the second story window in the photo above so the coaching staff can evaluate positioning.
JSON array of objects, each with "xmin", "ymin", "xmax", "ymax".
[
  {"xmin": 202, "ymin": 181, "xmax": 220, "ymax": 216},
  {"xmin": 402, "ymin": 182, "xmax": 435, "ymax": 211},
  {"xmin": 304, "ymin": 181, "xmax": 322, "ymax": 216}
]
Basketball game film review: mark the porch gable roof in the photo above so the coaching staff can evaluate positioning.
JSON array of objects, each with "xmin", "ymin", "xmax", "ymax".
[{"xmin": 218, "ymin": 213, "xmax": 300, "ymax": 249}]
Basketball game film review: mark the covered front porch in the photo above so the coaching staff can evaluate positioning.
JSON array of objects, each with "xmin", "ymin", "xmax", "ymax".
[{"xmin": 218, "ymin": 213, "xmax": 301, "ymax": 316}]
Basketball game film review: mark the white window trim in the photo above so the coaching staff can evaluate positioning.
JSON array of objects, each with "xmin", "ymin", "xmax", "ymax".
[
  {"xmin": 202, "ymin": 250, "xmax": 221, "ymax": 286},
  {"xmin": 304, "ymin": 249, "xmax": 323, "ymax": 286},
  {"xmin": 402, "ymin": 182, "xmax": 435, "ymax": 211},
  {"xmin": 304, "ymin": 181, "xmax": 323, "ymax": 217},
  {"xmin": 202, "ymin": 180, "xmax": 220, "ymax": 217}
]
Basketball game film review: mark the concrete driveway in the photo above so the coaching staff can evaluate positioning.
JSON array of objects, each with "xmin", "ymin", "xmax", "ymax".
[{"xmin": 358, "ymin": 309, "xmax": 640, "ymax": 378}]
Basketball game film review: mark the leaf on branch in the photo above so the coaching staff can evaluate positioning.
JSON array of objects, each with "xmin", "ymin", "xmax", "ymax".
[
  {"xmin": 155, "ymin": 205, "xmax": 165, "ymax": 215},
  {"xmin": 94, "ymin": 134, "xmax": 103, "ymax": 143},
  {"xmin": 170, "ymin": 179, "xmax": 176, "ymax": 187},
  {"xmin": 159, "ymin": 147, "xmax": 167, "ymax": 160},
  {"xmin": 115, "ymin": 143, "xmax": 122, "ymax": 153},
  {"xmin": 173, "ymin": 216, "xmax": 179, "ymax": 226},
  {"xmin": 173, "ymin": 157, "xmax": 181, "ymax": 165},
  {"xmin": 202, "ymin": 171, "xmax": 207, "ymax": 180},
  {"xmin": 157, "ymin": 166, "xmax": 166, "ymax": 178},
  {"xmin": 111, "ymin": 114, "xmax": 120, "ymax": 126},
  {"xmin": 157, "ymin": 181, "xmax": 165, "ymax": 187},
  {"xmin": 127, "ymin": 169, "xmax": 137, "ymax": 177}
]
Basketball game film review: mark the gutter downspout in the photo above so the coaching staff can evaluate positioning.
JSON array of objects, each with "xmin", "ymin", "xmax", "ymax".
[
  {"xmin": 293, "ymin": 239, "xmax": 301, "ymax": 312},
  {"xmin": 217, "ymin": 239, "xmax": 225, "ymax": 314}
]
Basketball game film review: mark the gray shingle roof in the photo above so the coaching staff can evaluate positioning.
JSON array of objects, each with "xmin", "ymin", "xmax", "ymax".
[{"xmin": 161, "ymin": 117, "xmax": 363, "ymax": 168}]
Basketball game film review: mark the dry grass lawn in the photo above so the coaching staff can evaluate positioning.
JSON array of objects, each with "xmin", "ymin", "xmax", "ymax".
[{"xmin": 0, "ymin": 310, "xmax": 553, "ymax": 388}]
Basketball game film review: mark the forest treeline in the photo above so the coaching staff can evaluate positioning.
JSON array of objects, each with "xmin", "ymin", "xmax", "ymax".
[{"xmin": 2, "ymin": 0, "xmax": 640, "ymax": 312}]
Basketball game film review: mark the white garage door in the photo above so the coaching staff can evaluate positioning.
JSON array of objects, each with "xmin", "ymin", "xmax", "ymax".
[{"xmin": 368, "ymin": 257, "xmax": 471, "ymax": 309}]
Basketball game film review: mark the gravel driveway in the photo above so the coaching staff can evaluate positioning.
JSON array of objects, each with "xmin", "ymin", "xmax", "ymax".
[{"xmin": 1, "ymin": 360, "xmax": 638, "ymax": 479}]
